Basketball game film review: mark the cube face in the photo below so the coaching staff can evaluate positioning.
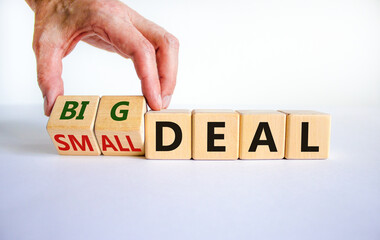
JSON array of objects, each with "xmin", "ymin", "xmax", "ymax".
[
  {"xmin": 192, "ymin": 110, "xmax": 239, "ymax": 160},
  {"xmin": 47, "ymin": 130, "xmax": 101, "ymax": 156},
  {"xmin": 46, "ymin": 96, "xmax": 101, "ymax": 155},
  {"xmin": 280, "ymin": 110, "xmax": 331, "ymax": 159},
  {"xmin": 95, "ymin": 96, "xmax": 146, "ymax": 155},
  {"xmin": 238, "ymin": 110, "xmax": 286, "ymax": 159},
  {"xmin": 145, "ymin": 110, "xmax": 192, "ymax": 159}
]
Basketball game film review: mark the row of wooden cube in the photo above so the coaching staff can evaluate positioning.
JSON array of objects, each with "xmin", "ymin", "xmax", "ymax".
[{"xmin": 47, "ymin": 96, "xmax": 331, "ymax": 159}]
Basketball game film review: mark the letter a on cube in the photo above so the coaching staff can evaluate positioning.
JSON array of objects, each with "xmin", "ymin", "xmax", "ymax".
[
  {"xmin": 95, "ymin": 96, "xmax": 146, "ymax": 155},
  {"xmin": 46, "ymin": 96, "xmax": 101, "ymax": 155},
  {"xmin": 238, "ymin": 110, "xmax": 286, "ymax": 159},
  {"xmin": 145, "ymin": 109, "xmax": 192, "ymax": 159}
]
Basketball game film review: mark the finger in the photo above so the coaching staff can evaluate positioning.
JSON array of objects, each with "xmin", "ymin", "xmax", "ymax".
[
  {"xmin": 82, "ymin": 34, "xmax": 118, "ymax": 53},
  {"xmin": 128, "ymin": 10, "xmax": 179, "ymax": 109},
  {"xmin": 33, "ymin": 41, "xmax": 64, "ymax": 116},
  {"xmin": 96, "ymin": 16, "xmax": 162, "ymax": 110},
  {"xmin": 155, "ymin": 32, "xmax": 179, "ymax": 109}
]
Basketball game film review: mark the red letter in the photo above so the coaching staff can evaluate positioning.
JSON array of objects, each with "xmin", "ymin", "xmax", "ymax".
[
  {"xmin": 126, "ymin": 136, "xmax": 141, "ymax": 152},
  {"xmin": 114, "ymin": 135, "xmax": 130, "ymax": 151},
  {"xmin": 68, "ymin": 135, "xmax": 94, "ymax": 151},
  {"xmin": 102, "ymin": 135, "xmax": 118, "ymax": 151},
  {"xmin": 54, "ymin": 134, "xmax": 70, "ymax": 151}
]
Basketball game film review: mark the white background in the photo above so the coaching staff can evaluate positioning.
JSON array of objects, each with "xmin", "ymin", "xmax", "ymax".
[
  {"xmin": 0, "ymin": 0, "xmax": 379, "ymax": 109},
  {"xmin": 0, "ymin": 1, "xmax": 380, "ymax": 240}
]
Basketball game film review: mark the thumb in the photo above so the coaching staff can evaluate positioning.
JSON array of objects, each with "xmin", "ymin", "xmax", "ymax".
[{"xmin": 34, "ymin": 44, "xmax": 64, "ymax": 116}]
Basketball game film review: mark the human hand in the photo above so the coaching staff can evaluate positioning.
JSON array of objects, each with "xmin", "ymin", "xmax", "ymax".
[{"xmin": 26, "ymin": 0, "xmax": 179, "ymax": 116}]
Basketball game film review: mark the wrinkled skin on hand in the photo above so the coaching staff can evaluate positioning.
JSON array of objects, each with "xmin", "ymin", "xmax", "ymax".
[{"xmin": 26, "ymin": 0, "xmax": 179, "ymax": 115}]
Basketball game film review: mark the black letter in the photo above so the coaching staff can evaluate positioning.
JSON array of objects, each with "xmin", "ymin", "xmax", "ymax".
[
  {"xmin": 249, "ymin": 122, "xmax": 277, "ymax": 152},
  {"xmin": 156, "ymin": 122, "xmax": 182, "ymax": 151},
  {"xmin": 301, "ymin": 122, "xmax": 319, "ymax": 152},
  {"xmin": 207, "ymin": 122, "xmax": 226, "ymax": 152}
]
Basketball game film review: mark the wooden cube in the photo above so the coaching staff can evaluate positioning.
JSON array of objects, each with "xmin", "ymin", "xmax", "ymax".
[
  {"xmin": 94, "ymin": 96, "xmax": 146, "ymax": 155},
  {"xmin": 145, "ymin": 110, "xmax": 192, "ymax": 159},
  {"xmin": 46, "ymin": 96, "xmax": 101, "ymax": 155},
  {"xmin": 280, "ymin": 110, "xmax": 331, "ymax": 159},
  {"xmin": 238, "ymin": 110, "xmax": 286, "ymax": 159},
  {"xmin": 192, "ymin": 110, "xmax": 239, "ymax": 160}
]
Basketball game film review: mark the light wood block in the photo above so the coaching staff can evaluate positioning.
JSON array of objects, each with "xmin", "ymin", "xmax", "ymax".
[
  {"xmin": 192, "ymin": 110, "xmax": 239, "ymax": 160},
  {"xmin": 238, "ymin": 110, "xmax": 286, "ymax": 159},
  {"xmin": 145, "ymin": 110, "xmax": 191, "ymax": 159},
  {"xmin": 46, "ymin": 96, "xmax": 101, "ymax": 155},
  {"xmin": 95, "ymin": 96, "xmax": 146, "ymax": 155},
  {"xmin": 280, "ymin": 110, "xmax": 331, "ymax": 159}
]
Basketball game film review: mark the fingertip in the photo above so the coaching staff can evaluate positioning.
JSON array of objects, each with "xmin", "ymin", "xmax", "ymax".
[
  {"xmin": 146, "ymin": 93, "xmax": 162, "ymax": 111},
  {"xmin": 43, "ymin": 96, "xmax": 49, "ymax": 116},
  {"xmin": 43, "ymin": 94, "xmax": 55, "ymax": 117},
  {"xmin": 162, "ymin": 95, "xmax": 172, "ymax": 109},
  {"xmin": 43, "ymin": 87, "xmax": 63, "ymax": 117}
]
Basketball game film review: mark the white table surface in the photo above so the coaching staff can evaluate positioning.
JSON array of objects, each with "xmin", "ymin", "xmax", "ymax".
[{"xmin": 0, "ymin": 105, "xmax": 379, "ymax": 240}]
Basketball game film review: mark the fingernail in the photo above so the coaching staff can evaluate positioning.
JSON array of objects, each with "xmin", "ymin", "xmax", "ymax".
[
  {"xmin": 43, "ymin": 95, "xmax": 49, "ymax": 116},
  {"xmin": 162, "ymin": 95, "xmax": 172, "ymax": 109},
  {"xmin": 156, "ymin": 94, "xmax": 162, "ymax": 110}
]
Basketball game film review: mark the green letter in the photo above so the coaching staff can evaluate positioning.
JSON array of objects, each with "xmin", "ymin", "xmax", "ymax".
[
  {"xmin": 111, "ymin": 101, "xmax": 129, "ymax": 121},
  {"xmin": 60, "ymin": 101, "xmax": 79, "ymax": 120},
  {"xmin": 60, "ymin": 101, "xmax": 90, "ymax": 120},
  {"xmin": 76, "ymin": 101, "xmax": 89, "ymax": 120}
]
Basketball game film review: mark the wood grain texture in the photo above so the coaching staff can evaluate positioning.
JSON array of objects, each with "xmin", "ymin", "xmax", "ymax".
[
  {"xmin": 238, "ymin": 110, "xmax": 286, "ymax": 159},
  {"xmin": 95, "ymin": 96, "xmax": 146, "ymax": 156},
  {"xmin": 46, "ymin": 95, "xmax": 101, "ymax": 155},
  {"xmin": 280, "ymin": 110, "xmax": 331, "ymax": 159},
  {"xmin": 145, "ymin": 110, "xmax": 191, "ymax": 159},
  {"xmin": 192, "ymin": 110, "xmax": 239, "ymax": 160}
]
